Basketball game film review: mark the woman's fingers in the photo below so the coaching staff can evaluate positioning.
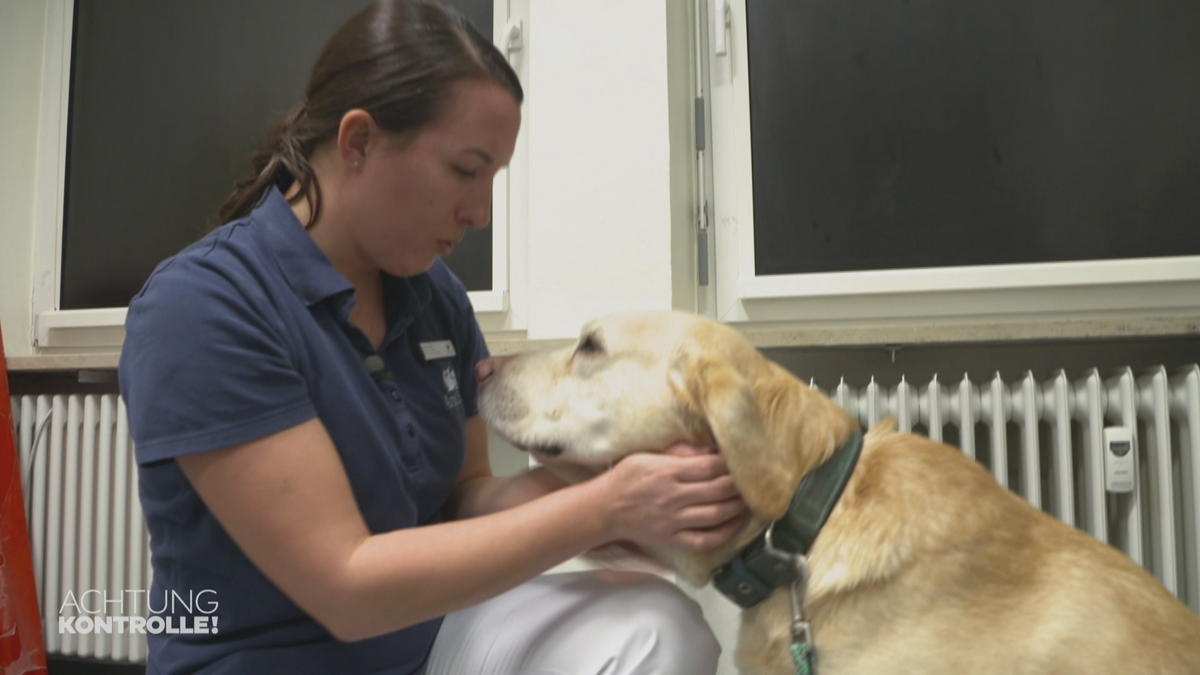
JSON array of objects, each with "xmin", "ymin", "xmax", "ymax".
[
  {"xmin": 654, "ymin": 450, "xmax": 733, "ymax": 483},
  {"xmin": 660, "ymin": 442, "xmax": 715, "ymax": 457},
  {"xmin": 600, "ymin": 450, "xmax": 749, "ymax": 550},
  {"xmin": 651, "ymin": 454, "xmax": 745, "ymax": 511},
  {"xmin": 676, "ymin": 495, "xmax": 748, "ymax": 531},
  {"xmin": 670, "ymin": 510, "xmax": 749, "ymax": 551},
  {"xmin": 677, "ymin": 473, "xmax": 742, "ymax": 503}
]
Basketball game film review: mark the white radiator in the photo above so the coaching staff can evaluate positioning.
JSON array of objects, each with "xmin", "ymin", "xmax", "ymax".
[
  {"xmin": 813, "ymin": 364, "xmax": 1200, "ymax": 614},
  {"xmin": 11, "ymin": 393, "xmax": 150, "ymax": 663}
]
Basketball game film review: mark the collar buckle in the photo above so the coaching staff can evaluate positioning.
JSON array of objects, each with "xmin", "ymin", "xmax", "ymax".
[{"xmin": 712, "ymin": 521, "xmax": 801, "ymax": 608}]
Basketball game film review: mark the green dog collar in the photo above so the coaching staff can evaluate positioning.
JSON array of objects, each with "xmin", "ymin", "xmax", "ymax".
[{"xmin": 713, "ymin": 429, "xmax": 864, "ymax": 609}]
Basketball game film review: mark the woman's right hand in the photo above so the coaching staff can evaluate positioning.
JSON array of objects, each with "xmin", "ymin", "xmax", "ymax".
[{"xmin": 593, "ymin": 445, "xmax": 747, "ymax": 551}]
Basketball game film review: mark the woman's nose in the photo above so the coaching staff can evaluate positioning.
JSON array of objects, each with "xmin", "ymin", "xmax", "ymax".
[{"xmin": 464, "ymin": 188, "xmax": 493, "ymax": 230}]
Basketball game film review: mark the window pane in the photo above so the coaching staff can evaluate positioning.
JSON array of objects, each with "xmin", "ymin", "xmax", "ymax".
[
  {"xmin": 746, "ymin": 0, "xmax": 1200, "ymax": 276},
  {"xmin": 62, "ymin": 0, "xmax": 493, "ymax": 310}
]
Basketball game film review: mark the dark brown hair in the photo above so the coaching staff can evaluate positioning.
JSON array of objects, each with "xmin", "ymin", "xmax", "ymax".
[{"xmin": 217, "ymin": 0, "xmax": 523, "ymax": 228}]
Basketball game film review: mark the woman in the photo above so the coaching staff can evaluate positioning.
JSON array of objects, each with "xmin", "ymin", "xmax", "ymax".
[{"xmin": 119, "ymin": 1, "xmax": 745, "ymax": 674}]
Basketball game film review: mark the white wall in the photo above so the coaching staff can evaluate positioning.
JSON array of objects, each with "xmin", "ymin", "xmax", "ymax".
[
  {"xmin": 524, "ymin": 0, "xmax": 695, "ymax": 339},
  {"xmin": 0, "ymin": 0, "xmax": 700, "ymax": 360},
  {"xmin": 0, "ymin": 1, "xmax": 47, "ymax": 360}
]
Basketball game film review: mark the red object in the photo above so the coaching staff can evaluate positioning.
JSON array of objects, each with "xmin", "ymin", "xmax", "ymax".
[{"xmin": 0, "ymin": 324, "xmax": 49, "ymax": 674}]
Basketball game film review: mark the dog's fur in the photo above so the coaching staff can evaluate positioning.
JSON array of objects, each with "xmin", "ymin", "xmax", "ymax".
[{"xmin": 479, "ymin": 310, "xmax": 1200, "ymax": 675}]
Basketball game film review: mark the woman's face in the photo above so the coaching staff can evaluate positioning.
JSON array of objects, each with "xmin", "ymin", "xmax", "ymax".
[{"xmin": 349, "ymin": 78, "xmax": 521, "ymax": 279}]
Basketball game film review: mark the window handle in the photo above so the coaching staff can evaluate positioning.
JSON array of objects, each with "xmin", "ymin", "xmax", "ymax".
[
  {"xmin": 714, "ymin": 0, "xmax": 731, "ymax": 56},
  {"xmin": 502, "ymin": 18, "xmax": 523, "ymax": 54}
]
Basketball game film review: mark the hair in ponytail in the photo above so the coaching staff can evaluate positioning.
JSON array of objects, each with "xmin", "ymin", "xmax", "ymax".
[
  {"xmin": 216, "ymin": 0, "xmax": 523, "ymax": 229},
  {"xmin": 216, "ymin": 102, "xmax": 316, "ymax": 226}
]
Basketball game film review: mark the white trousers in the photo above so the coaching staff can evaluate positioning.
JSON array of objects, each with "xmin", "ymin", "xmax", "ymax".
[{"xmin": 424, "ymin": 571, "xmax": 721, "ymax": 675}]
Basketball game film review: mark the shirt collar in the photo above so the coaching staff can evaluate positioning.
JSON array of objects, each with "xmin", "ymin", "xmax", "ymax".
[{"xmin": 255, "ymin": 186, "xmax": 354, "ymax": 307}]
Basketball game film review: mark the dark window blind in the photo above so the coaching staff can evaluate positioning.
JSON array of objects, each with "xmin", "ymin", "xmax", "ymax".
[
  {"xmin": 746, "ymin": 0, "xmax": 1200, "ymax": 276},
  {"xmin": 62, "ymin": 0, "xmax": 494, "ymax": 310}
]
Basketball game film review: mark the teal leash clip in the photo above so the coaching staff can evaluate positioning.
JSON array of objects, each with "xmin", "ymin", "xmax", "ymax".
[
  {"xmin": 791, "ymin": 628, "xmax": 815, "ymax": 675},
  {"xmin": 780, "ymin": 528, "xmax": 817, "ymax": 675},
  {"xmin": 792, "ymin": 640, "xmax": 815, "ymax": 675}
]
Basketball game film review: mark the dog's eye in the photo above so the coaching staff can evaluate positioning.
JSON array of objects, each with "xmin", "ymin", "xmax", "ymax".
[{"xmin": 577, "ymin": 334, "xmax": 604, "ymax": 355}]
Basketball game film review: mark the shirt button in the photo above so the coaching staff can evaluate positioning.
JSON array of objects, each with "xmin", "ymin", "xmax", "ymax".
[
  {"xmin": 407, "ymin": 423, "xmax": 416, "ymax": 438},
  {"xmin": 390, "ymin": 390, "xmax": 400, "ymax": 402}
]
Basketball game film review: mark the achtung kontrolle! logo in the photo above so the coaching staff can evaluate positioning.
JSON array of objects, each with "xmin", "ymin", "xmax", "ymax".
[{"xmin": 58, "ymin": 589, "xmax": 220, "ymax": 635}]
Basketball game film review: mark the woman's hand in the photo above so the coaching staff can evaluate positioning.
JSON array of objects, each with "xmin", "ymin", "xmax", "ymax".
[{"xmin": 593, "ymin": 443, "xmax": 747, "ymax": 551}]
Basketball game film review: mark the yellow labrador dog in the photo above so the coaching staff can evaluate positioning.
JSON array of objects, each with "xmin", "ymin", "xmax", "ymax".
[{"xmin": 478, "ymin": 310, "xmax": 1200, "ymax": 675}]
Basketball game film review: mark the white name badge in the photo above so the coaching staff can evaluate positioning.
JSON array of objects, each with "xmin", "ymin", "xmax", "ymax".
[{"xmin": 420, "ymin": 340, "xmax": 457, "ymax": 361}]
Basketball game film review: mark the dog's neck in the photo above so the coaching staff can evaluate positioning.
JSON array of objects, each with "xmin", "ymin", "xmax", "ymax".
[
  {"xmin": 758, "ymin": 369, "xmax": 863, "ymax": 502},
  {"xmin": 660, "ymin": 370, "xmax": 864, "ymax": 587},
  {"xmin": 712, "ymin": 428, "xmax": 864, "ymax": 608}
]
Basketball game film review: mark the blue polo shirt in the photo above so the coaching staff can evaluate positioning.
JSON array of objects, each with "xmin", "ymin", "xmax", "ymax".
[{"xmin": 119, "ymin": 186, "xmax": 488, "ymax": 675}]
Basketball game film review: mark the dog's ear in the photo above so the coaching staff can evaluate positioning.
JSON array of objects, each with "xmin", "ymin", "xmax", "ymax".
[{"xmin": 669, "ymin": 350, "xmax": 797, "ymax": 519}]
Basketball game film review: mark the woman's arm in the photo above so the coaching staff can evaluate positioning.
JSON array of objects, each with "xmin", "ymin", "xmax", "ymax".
[
  {"xmin": 176, "ymin": 415, "xmax": 743, "ymax": 643},
  {"xmin": 444, "ymin": 415, "xmax": 572, "ymax": 519}
]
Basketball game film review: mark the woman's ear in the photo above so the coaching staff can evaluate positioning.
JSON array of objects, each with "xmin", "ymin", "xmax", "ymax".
[
  {"xmin": 337, "ymin": 109, "xmax": 376, "ymax": 170},
  {"xmin": 668, "ymin": 350, "xmax": 797, "ymax": 519}
]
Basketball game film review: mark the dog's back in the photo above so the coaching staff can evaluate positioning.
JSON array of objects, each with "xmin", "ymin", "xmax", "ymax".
[{"xmin": 799, "ymin": 420, "xmax": 1200, "ymax": 675}]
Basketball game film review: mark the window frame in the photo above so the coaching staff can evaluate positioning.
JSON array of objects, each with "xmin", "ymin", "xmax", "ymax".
[
  {"xmin": 704, "ymin": 0, "xmax": 1200, "ymax": 329},
  {"xmin": 30, "ymin": 0, "xmax": 527, "ymax": 350}
]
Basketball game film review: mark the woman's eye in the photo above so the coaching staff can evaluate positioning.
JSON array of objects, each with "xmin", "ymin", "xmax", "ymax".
[{"xmin": 453, "ymin": 166, "xmax": 477, "ymax": 178}]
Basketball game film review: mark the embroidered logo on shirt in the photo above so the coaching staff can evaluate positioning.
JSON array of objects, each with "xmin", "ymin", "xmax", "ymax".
[{"xmin": 443, "ymin": 366, "xmax": 463, "ymax": 409}]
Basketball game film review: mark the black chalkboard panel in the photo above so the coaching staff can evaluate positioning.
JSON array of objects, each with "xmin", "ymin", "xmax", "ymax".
[
  {"xmin": 747, "ymin": 1, "xmax": 1200, "ymax": 277},
  {"xmin": 61, "ymin": 0, "xmax": 494, "ymax": 310}
]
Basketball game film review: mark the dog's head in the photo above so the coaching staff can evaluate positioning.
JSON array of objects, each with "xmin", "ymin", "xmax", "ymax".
[
  {"xmin": 478, "ymin": 311, "xmax": 699, "ymax": 471},
  {"xmin": 478, "ymin": 310, "xmax": 859, "ymax": 523}
]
